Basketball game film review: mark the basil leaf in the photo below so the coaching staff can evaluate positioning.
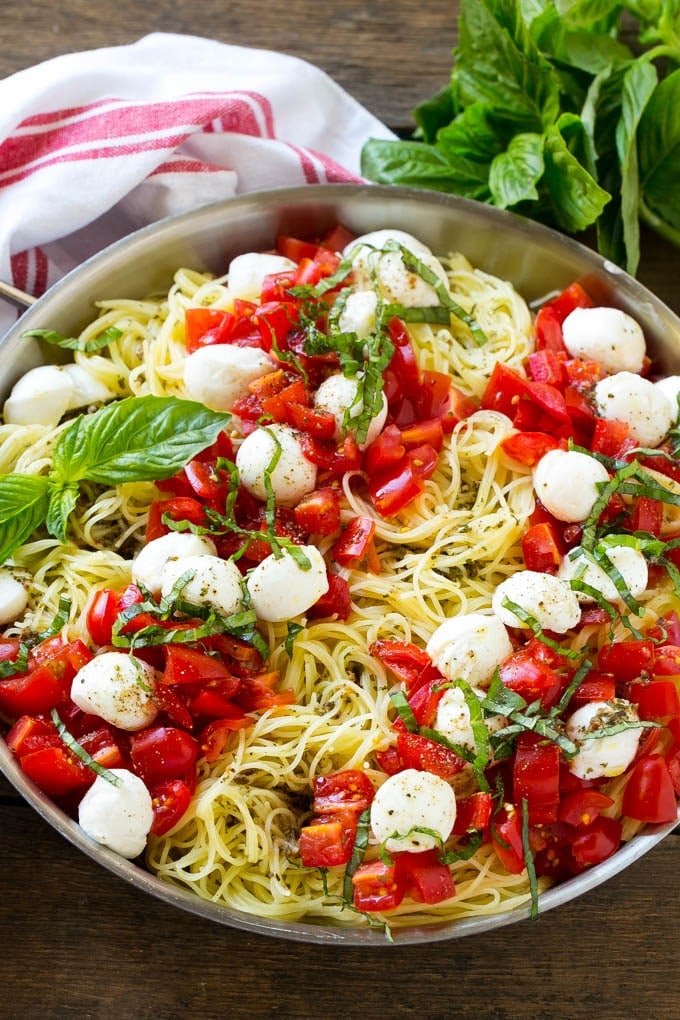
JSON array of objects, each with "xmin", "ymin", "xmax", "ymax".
[
  {"xmin": 51, "ymin": 395, "xmax": 231, "ymax": 486},
  {"xmin": 639, "ymin": 67, "xmax": 680, "ymax": 241},
  {"xmin": 488, "ymin": 132, "xmax": 545, "ymax": 208},
  {"xmin": 543, "ymin": 114, "xmax": 611, "ymax": 233},
  {"xmin": 0, "ymin": 475, "xmax": 51, "ymax": 563},
  {"xmin": 45, "ymin": 482, "xmax": 80, "ymax": 543},
  {"xmin": 22, "ymin": 325, "xmax": 123, "ymax": 353},
  {"xmin": 360, "ymin": 138, "xmax": 486, "ymax": 196}
]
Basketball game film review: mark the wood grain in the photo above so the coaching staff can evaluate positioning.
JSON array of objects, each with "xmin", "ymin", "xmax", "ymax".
[{"xmin": 2, "ymin": 3, "xmax": 680, "ymax": 1017}]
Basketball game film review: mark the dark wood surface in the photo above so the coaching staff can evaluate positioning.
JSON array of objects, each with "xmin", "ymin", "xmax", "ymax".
[{"xmin": 2, "ymin": 4, "xmax": 680, "ymax": 1017}]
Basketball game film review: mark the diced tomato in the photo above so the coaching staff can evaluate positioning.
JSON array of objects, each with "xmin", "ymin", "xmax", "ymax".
[
  {"xmin": 654, "ymin": 645, "xmax": 680, "ymax": 676},
  {"xmin": 521, "ymin": 520, "xmax": 563, "ymax": 572},
  {"xmin": 590, "ymin": 418, "xmax": 634, "ymax": 459},
  {"xmin": 287, "ymin": 402, "xmax": 337, "ymax": 440},
  {"xmin": 407, "ymin": 443, "xmax": 439, "ymax": 482},
  {"xmin": 534, "ymin": 304, "xmax": 567, "ymax": 353},
  {"xmin": 417, "ymin": 371, "xmax": 477, "ymax": 433},
  {"xmin": 233, "ymin": 672, "xmax": 295, "ymax": 712},
  {"xmin": 293, "ymin": 486, "xmax": 342, "ymax": 536},
  {"xmin": 629, "ymin": 678, "xmax": 680, "ymax": 720},
  {"xmin": 513, "ymin": 731, "xmax": 561, "ymax": 825},
  {"xmin": 597, "ymin": 640, "xmax": 655, "ymax": 682},
  {"xmin": 261, "ymin": 377, "xmax": 309, "ymax": 423},
  {"xmin": 145, "ymin": 496, "xmax": 207, "ymax": 543},
  {"xmin": 481, "ymin": 363, "xmax": 532, "ymax": 418},
  {"xmin": 501, "ymin": 431, "xmax": 560, "ymax": 467},
  {"xmin": 299, "ymin": 813, "xmax": 358, "ymax": 868},
  {"xmin": 622, "ymin": 754, "xmax": 679, "ymax": 823},
  {"xmin": 19, "ymin": 745, "xmax": 92, "ymax": 797},
  {"xmin": 184, "ymin": 307, "xmax": 237, "ymax": 353},
  {"xmin": 451, "ymin": 791, "xmax": 493, "ymax": 835},
  {"xmin": 0, "ymin": 638, "xmax": 20, "ymax": 663},
  {"xmin": 570, "ymin": 815, "xmax": 622, "ymax": 869},
  {"xmin": 161, "ymin": 645, "xmax": 239, "ymax": 689},
  {"xmin": 395, "ymin": 849, "xmax": 455, "ymax": 904},
  {"xmin": 396, "ymin": 730, "xmax": 466, "ymax": 779},
  {"xmin": 332, "ymin": 516, "xmax": 379, "ymax": 571},
  {"xmin": 363, "ymin": 425, "xmax": 405, "ymax": 476},
  {"xmin": 199, "ymin": 713, "xmax": 251, "ymax": 762},
  {"xmin": 564, "ymin": 358, "xmax": 602, "ymax": 391},
  {"xmin": 5, "ymin": 714, "xmax": 58, "ymax": 757},
  {"xmin": 320, "ymin": 224, "xmax": 356, "ymax": 252},
  {"xmin": 499, "ymin": 649, "xmax": 562, "ymax": 709},
  {"xmin": 369, "ymin": 458, "xmax": 424, "ymax": 517},
  {"xmin": 312, "ymin": 769, "xmax": 375, "ymax": 814},
  {"xmin": 406, "ymin": 681, "xmax": 443, "ymax": 729},
  {"xmin": 188, "ymin": 681, "xmax": 244, "ymax": 719},
  {"xmin": 369, "ymin": 639, "xmax": 436, "ymax": 691},
  {"xmin": 386, "ymin": 317, "xmax": 422, "ymax": 395},
  {"xmin": 374, "ymin": 744, "xmax": 404, "ymax": 776},
  {"xmin": 276, "ymin": 235, "xmax": 320, "ymax": 262},
  {"xmin": 567, "ymin": 672, "xmax": 616, "ymax": 709},
  {"xmin": 78, "ymin": 725, "xmax": 127, "ymax": 773},
  {"xmin": 400, "ymin": 418, "xmax": 444, "ymax": 453},
  {"xmin": 307, "ymin": 572, "xmax": 352, "ymax": 621},
  {"xmin": 352, "ymin": 858, "xmax": 406, "ymax": 912},
  {"xmin": 527, "ymin": 349, "xmax": 566, "ymax": 387},
  {"xmin": 150, "ymin": 778, "xmax": 193, "ymax": 836},
  {"xmin": 0, "ymin": 640, "xmax": 93, "ymax": 719},
  {"xmin": 130, "ymin": 726, "xmax": 199, "ymax": 788},
  {"xmin": 491, "ymin": 804, "xmax": 525, "ymax": 874},
  {"xmin": 557, "ymin": 789, "xmax": 615, "ymax": 828},
  {"xmin": 253, "ymin": 300, "xmax": 300, "ymax": 350},
  {"xmin": 647, "ymin": 611, "xmax": 680, "ymax": 646},
  {"xmin": 547, "ymin": 282, "xmax": 594, "ymax": 323}
]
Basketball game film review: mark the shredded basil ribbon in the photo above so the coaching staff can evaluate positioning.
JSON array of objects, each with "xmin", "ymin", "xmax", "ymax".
[
  {"xmin": 50, "ymin": 709, "xmax": 122, "ymax": 787},
  {"xmin": 500, "ymin": 596, "xmax": 582, "ymax": 660},
  {"xmin": 342, "ymin": 808, "xmax": 370, "ymax": 904},
  {"xmin": 520, "ymin": 799, "xmax": 539, "ymax": 921}
]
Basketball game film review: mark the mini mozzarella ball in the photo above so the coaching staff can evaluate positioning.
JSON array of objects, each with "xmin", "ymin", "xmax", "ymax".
[
  {"xmin": 566, "ymin": 699, "xmax": 643, "ymax": 780},
  {"xmin": 62, "ymin": 364, "xmax": 116, "ymax": 409},
  {"xmin": 558, "ymin": 543, "xmax": 649, "ymax": 604},
  {"xmin": 337, "ymin": 289, "xmax": 378, "ymax": 339},
  {"xmin": 161, "ymin": 554, "xmax": 243, "ymax": 617},
  {"xmin": 235, "ymin": 423, "xmax": 317, "ymax": 505},
  {"xmin": 344, "ymin": 228, "xmax": 449, "ymax": 308},
  {"xmin": 370, "ymin": 768, "xmax": 456, "ymax": 854},
  {"xmin": 435, "ymin": 685, "xmax": 506, "ymax": 752},
  {"xmin": 426, "ymin": 613, "xmax": 513, "ymax": 689},
  {"xmin": 654, "ymin": 375, "xmax": 680, "ymax": 421},
  {"xmin": 594, "ymin": 371, "xmax": 673, "ymax": 448},
  {"xmin": 227, "ymin": 252, "xmax": 297, "ymax": 300},
  {"xmin": 246, "ymin": 545, "xmax": 329, "ymax": 622},
  {"xmin": 71, "ymin": 651, "xmax": 158, "ymax": 731},
  {"xmin": 131, "ymin": 532, "xmax": 217, "ymax": 597},
  {"xmin": 3, "ymin": 364, "xmax": 75, "ymax": 427},
  {"xmin": 183, "ymin": 344, "xmax": 275, "ymax": 412},
  {"xmin": 0, "ymin": 570, "xmax": 28, "ymax": 625},
  {"xmin": 314, "ymin": 372, "xmax": 388, "ymax": 450},
  {"xmin": 561, "ymin": 306, "xmax": 646, "ymax": 375},
  {"xmin": 492, "ymin": 570, "xmax": 581, "ymax": 633},
  {"xmin": 533, "ymin": 448, "xmax": 610, "ymax": 523},
  {"xmin": 78, "ymin": 769, "xmax": 153, "ymax": 859}
]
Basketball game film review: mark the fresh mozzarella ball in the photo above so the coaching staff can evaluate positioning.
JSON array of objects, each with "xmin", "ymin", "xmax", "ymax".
[
  {"xmin": 434, "ymin": 685, "xmax": 506, "ymax": 752},
  {"xmin": 246, "ymin": 545, "xmax": 329, "ymax": 622},
  {"xmin": 184, "ymin": 344, "xmax": 275, "ymax": 412},
  {"xmin": 561, "ymin": 306, "xmax": 646, "ymax": 375},
  {"xmin": 71, "ymin": 652, "xmax": 158, "ymax": 731},
  {"xmin": 558, "ymin": 543, "xmax": 649, "ymax": 603},
  {"xmin": 62, "ymin": 364, "xmax": 116, "ymax": 409},
  {"xmin": 161, "ymin": 554, "xmax": 243, "ymax": 617},
  {"xmin": 492, "ymin": 570, "xmax": 581, "ymax": 633},
  {"xmin": 227, "ymin": 252, "xmax": 296, "ymax": 301},
  {"xmin": 0, "ymin": 570, "xmax": 28, "ymax": 625},
  {"xmin": 426, "ymin": 613, "xmax": 513, "ymax": 689},
  {"xmin": 337, "ymin": 289, "xmax": 378, "ymax": 339},
  {"xmin": 78, "ymin": 769, "xmax": 153, "ymax": 859},
  {"xmin": 654, "ymin": 375, "xmax": 680, "ymax": 421},
  {"xmin": 314, "ymin": 372, "xmax": 388, "ymax": 450},
  {"xmin": 533, "ymin": 448, "xmax": 610, "ymax": 523},
  {"xmin": 566, "ymin": 699, "xmax": 643, "ymax": 780},
  {"xmin": 594, "ymin": 372, "xmax": 673, "ymax": 448},
  {"xmin": 131, "ymin": 532, "xmax": 217, "ymax": 597},
  {"xmin": 344, "ymin": 229, "xmax": 449, "ymax": 307},
  {"xmin": 3, "ymin": 364, "xmax": 75, "ymax": 427},
  {"xmin": 370, "ymin": 768, "xmax": 456, "ymax": 854},
  {"xmin": 235, "ymin": 423, "xmax": 317, "ymax": 505}
]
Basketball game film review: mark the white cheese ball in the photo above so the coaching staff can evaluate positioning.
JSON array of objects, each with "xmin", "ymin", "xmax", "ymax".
[
  {"xmin": 227, "ymin": 252, "xmax": 297, "ymax": 300},
  {"xmin": 337, "ymin": 289, "xmax": 378, "ymax": 339},
  {"xmin": 314, "ymin": 372, "xmax": 389, "ymax": 450},
  {"xmin": 70, "ymin": 652, "xmax": 158, "ymax": 731},
  {"xmin": 62, "ymin": 364, "xmax": 116, "ymax": 409},
  {"xmin": 654, "ymin": 375, "xmax": 680, "ymax": 421},
  {"xmin": 533, "ymin": 448, "xmax": 610, "ymax": 523},
  {"xmin": 566, "ymin": 699, "xmax": 643, "ymax": 780},
  {"xmin": 492, "ymin": 570, "xmax": 581, "ymax": 633},
  {"xmin": 370, "ymin": 768, "xmax": 456, "ymax": 854},
  {"xmin": 3, "ymin": 364, "xmax": 75, "ymax": 427},
  {"xmin": 558, "ymin": 543, "xmax": 649, "ymax": 604},
  {"xmin": 344, "ymin": 229, "xmax": 449, "ymax": 307},
  {"xmin": 594, "ymin": 371, "xmax": 673, "ymax": 448},
  {"xmin": 161, "ymin": 553, "xmax": 244, "ymax": 617},
  {"xmin": 246, "ymin": 545, "xmax": 329, "ymax": 622},
  {"xmin": 426, "ymin": 613, "xmax": 513, "ymax": 689},
  {"xmin": 0, "ymin": 570, "xmax": 28, "ymax": 625},
  {"xmin": 184, "ymin": 344, "xmax": 275, "ymax": 412},
  {"xmin": 235, "ymin": 423, "xmax": 317, "ymax": 505},
  {"xmin": 132, "ymin": 532, "xmax": 217, "ymax": 597},
  {"xmin": 561, "ymin": 306, "xmax": 646, "ymax": 375},
  {"xmin": 435, "ymin": 685, "xmax": 506, "ymax": 752},
  {"xmin": 78, "ymin": 769, "xmax": 153, "ymax": 859}
]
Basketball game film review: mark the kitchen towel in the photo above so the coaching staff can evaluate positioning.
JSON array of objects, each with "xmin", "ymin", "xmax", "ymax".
[{"xmin": 0, "ymin": 32, "xmax": 395, "ymax": 335}]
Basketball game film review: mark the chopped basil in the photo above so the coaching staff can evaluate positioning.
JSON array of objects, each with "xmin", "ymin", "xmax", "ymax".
[
  {"xmin": 342, "ymin": 807, "xmax": 370, "ymax": 904},
  {"xmin": 284, "ymin": 622, "xmax": 304, "ymax": 658},
  {"xmin": 388, "ymin": 689, "xmax": 420, "ymax": 733},
  {"xmin": 23, "ymin": 325, "xmax": 123, "ymax": 353},
  {"xmin": 520, "ymin": 798, "xmax": 539, "ymax": 921},
  {"xmin": 500, "ymin": 596, "xmax": 582, "ymax": 660},
  {"xmin": 50, "ymin": 708, "xmax": 122, "ymax": 787}
]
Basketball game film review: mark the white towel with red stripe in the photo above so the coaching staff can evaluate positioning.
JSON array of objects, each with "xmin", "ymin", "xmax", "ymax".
[{"xmin": 0, "ymin": 32, "xmax": 394, "ymax": 335}]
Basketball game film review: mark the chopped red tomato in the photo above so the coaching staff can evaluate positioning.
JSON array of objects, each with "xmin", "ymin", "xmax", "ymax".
[
  {"xmin": 491, "ymin": 804, "xmax": 525, "ymax": 874},
  {"xmin": 452, "ymin": 792, "xmax": 493, "ymax": 835},
  {"xmin": 129, "ymin": 726, "xmax": 199, "ymax": 788},
  {"xmin": 19, "ymin": 745, "xmax": 93, "ymax": 797},
  {"xmin": 0, "ymin": 640, "xmax": 93, "ymax": 718},
  {"xmin": 299, "ymin": 813, "xmax": 358, "ymax": 868},
  {"xmin": 513, "ymin": 731, "xmax": 560, "ymax": 825},
  {"xmin": 629, "ymin": 678, "xmax": 680, "ymax": 720},
  {"xmin": 396, "ymin": 730, "xmax": 466, "ymax": 779},
  {"xmin": 570, "ymin": 816, "xmax": 622, "ymax": 869},
  {"xmin": 369, "ymin": 639, "xmax": 436, "ymax": 691},
  {"xmin": 332, "ymin": 517, "xmax": 379, "ymax": 571},
  {"xmin": 501, "ymin": 431, "xmax": 560, "ymax": 467},
  {"xmin": 395, "ymin": 849, "xmax": 455, "ymax": 904},
  {"xmin": 307, "ymin": 573, "xmax": 352, "ymax": 621},
  {"xmin": 521, "ymin": 520, "xmax": 563, "ymax": 573},
  {"xmin": 352, "ymin": 858, "xmax": 406, "ymax": 912},
  {"xmin": 150, "ymin": 778, "xmax": 193, "ymax": 836},
  {"xmin": 199, "ymin": 713, "xmax": 251, "ymax": 762},
  {"xmin": 499, "ymin": 648, "xmax": 562, "ymax": 709},
  {"xmin": 184, "ymin": 308, "xmax": 237, "ymax": 353},
  {"xmin": 622, "ymin": 754, "xmax": 679, "ymax": 824},
  {"xmin": 145, "ymin": 496, "xmax": 207, "ymax": 542},
  {"xmin": 312, "ymin": 769, "xmax": 375, "ymax": 814},
  {"xmin": 161, "ymin": 645, "xmax": 238, "ymax": 689},
  {"xmin": 294, "ymin": 487, "xmax": 342, "ymax": 536},
  {"xmin": 597, "ymin": 640, "xmax": 655, "ymax": 682},
  {"xmin": 557, "ymin": 789, "xmax": 615, "ymax": 828},
  {"xmin": 369, "ymin": 457, "xmax": 424, "ymax": 517}
]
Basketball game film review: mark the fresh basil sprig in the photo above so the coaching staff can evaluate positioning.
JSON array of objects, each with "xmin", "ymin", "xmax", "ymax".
[
  {"xmin": 23, "ymin": 325, "xmax": 123, "ymax": 353},
  {"xmin": 0, "ymin": 395, "xmax": 231, "ymax": 563}
]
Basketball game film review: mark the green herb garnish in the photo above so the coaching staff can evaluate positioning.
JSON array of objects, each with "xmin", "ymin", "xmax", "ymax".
[{"xmin": 51, "ymin": 708, "xmax": 122, "ymax": 786}]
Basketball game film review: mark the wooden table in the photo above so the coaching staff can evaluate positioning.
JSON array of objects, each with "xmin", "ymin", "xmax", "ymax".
[{"xmin": 2, "ymin": 4, "xmax": 679, "ymax": 1017}]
